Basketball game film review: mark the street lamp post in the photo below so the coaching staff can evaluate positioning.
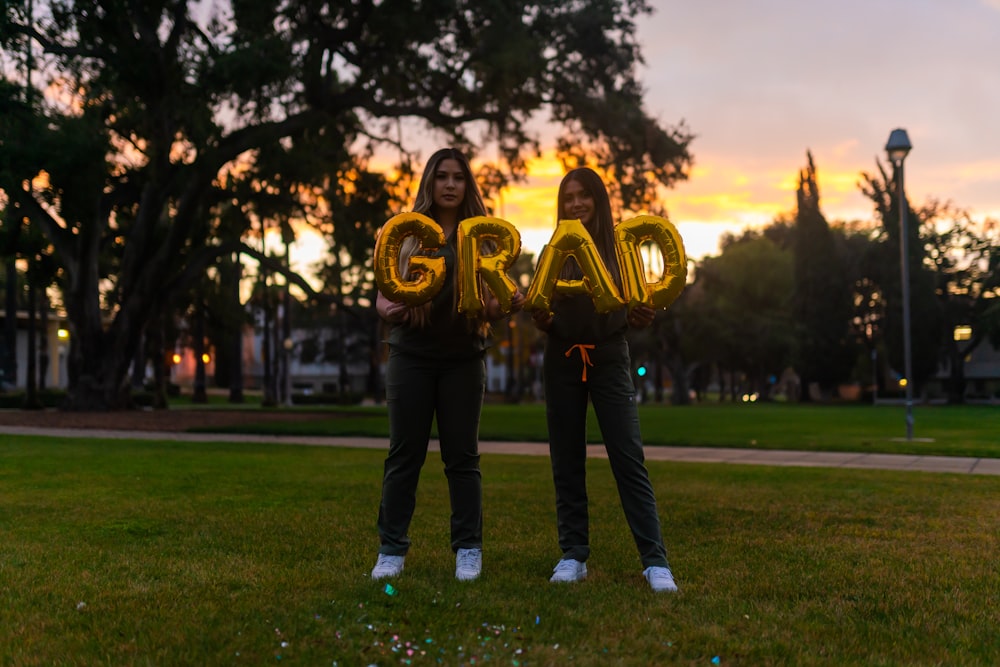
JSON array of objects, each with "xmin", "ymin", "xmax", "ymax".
[{"xmin": 885, "ymin": 128, "xmax": 914, "ymax": 440}]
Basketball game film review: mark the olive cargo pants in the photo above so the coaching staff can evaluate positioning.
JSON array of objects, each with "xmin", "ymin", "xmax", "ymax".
[
  {"xmin": 543, "ymin": 336, "xmax": 669, "ymax": 569},
  {"xmin": 377, "ymin": 349, "xmax": 485, "ymax": 555}
]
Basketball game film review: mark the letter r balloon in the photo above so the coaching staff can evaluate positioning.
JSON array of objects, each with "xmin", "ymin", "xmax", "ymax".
[{"xmin": 456, "ymin": 216, "xmax": 522, "ymax": 317}]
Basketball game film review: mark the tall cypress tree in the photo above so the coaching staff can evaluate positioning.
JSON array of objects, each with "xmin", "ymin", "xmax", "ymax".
[{"xmin": 792, "ymin": 152, "xmax": 856, "ymax": 399}]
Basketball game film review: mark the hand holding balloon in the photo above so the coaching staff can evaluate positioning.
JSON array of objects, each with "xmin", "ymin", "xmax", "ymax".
[
  {"xmin": 488, "ymin": 290, "xmax": 526, "ymax": 320},
  {"xmin": 378, "ymin": 294, "xmax": 409, "ymax": 324},
  {"xmin": 531, "ymin": 308, "xmax": 553, "ymax": 332},
  {"xmin": 376, "ymin": 291, "xmax": 432, "ymax": 328},
  {"xmin": 626, "ymin": 304, "xmax": 655, "ymax": 328}
]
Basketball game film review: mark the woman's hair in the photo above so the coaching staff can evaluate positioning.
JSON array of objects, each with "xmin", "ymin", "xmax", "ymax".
[
  {"xmin": 397, "ymin": 148, "xmax": 492, "ymax": 333},
  {"xmin": 399, "ymin": 148, "xmax": 487, "ymax": 275},
  {"xmin": 556, "ymin": 167, "xmax": 622, "ymax": 290}
]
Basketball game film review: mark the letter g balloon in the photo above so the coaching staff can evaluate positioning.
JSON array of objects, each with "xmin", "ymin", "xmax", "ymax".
[{"xmin": 373, "ymin": 212, "xmax": 447, "ymax": 306}]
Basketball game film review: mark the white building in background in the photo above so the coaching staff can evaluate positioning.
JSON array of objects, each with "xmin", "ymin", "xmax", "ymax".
[
  {"xmin": 7, "ymin": 304, "xmax": 999, "ymax": 404},
  {"xmin": 164, "ymin": 323, "xmax": 520, "ymax": 400},
  {"xmin": 241, "ymin": 327, "xmax": 514, "ymax": 397},
  {"xmin": 0, "ymin": 311, "xmax": 70, "ymax": 391}
]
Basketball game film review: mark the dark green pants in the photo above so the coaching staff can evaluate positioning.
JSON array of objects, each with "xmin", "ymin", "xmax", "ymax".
[
  {"xmin": 543, "ymin": 336, "xmax": 670, "ymax": 569},
  {"xmin": 377, "ymin": 349, "xmax": 485, "ymax": 556}
]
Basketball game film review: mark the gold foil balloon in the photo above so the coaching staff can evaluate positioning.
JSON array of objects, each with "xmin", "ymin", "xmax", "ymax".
[
  {"xmin": 373, "ymin": 212, "xmax": 447, "ymax": 306},
  {"xmin": 525, "ymin": 219, "xmax": 624, "ymax": 314},
  {"xmin": 456, "ymin": 216, "xmax": 522, "ymax": 317},
  {"xmin": 614, "ymin": 215, "xmax": 688, "ymax": 311}
]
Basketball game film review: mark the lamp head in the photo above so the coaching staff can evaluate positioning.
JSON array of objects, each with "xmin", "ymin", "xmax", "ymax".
[{"xmin": 885, "ymin": 128, "xmax": 912, "ymax": 164}]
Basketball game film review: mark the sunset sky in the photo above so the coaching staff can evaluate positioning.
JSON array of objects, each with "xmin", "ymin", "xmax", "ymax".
[
  {"xmin": 507, "ymin": 0, "xmax": 1000, "ymax": 260},
  {"xmin": 291, "ymin": 0, "xmax": 1000, "ymax": 274}
]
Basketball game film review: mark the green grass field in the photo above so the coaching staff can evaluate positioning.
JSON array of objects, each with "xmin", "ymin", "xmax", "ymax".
[
  {"xmin": 2, "ymin": 430, "xmax": 998, "ymax": 666},
  {"xmin": 193, "ymin": 402, "xmax": 1000, "ymax": 459}
]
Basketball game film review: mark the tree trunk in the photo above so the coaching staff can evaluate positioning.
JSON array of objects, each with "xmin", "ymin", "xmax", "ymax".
[
  {"xmin": 282, "ymin": 244, "xmax": 293, "ymax": 406},
  {"xmin": 3, "ymin": 261, "xmax": 17, "ymax": 391},
  {"xmin": 667, "ymin": 353, "xmax": 691, "ymax": 406},
  {"xmin": 23, "ymin": 276, "xmax": 42, "ymax": 409},
  {"xmin": 261, "ymin": 277, "xmax": 276, "ymax": 407},
  {"xmin": 272, "ymin": 297, "xmax": 282, "ymax": 404},
  {"xmin": 945, "ymin": 343, "xmax": 967, "ymax": 405},
  {"xmin": 131, "ymin": 327, "xmax": 145, "ymax": 392},
  {"xmin": 66, "ymin": 332, "xmax": 136, "ymax": 410},
  {"xmin": 62, "ymin": 224, "xmax": 145, "ymax": 410},
  {"xmin": 228, "ymin": 254, "xmax": 245, "ymax": 404},
  {"xmin": 797, "ymin": 371, "xmax": 814, "ymax": 402},
  {"xmin": 338, "ymin": 310, "xmax": 349, "ymax": 395},
  {"xmin": 369, "ymin": 314, "xmax": 384, "ymax": 404},
  {"xmin": 39, "ymin": 290, "xmax": 50, "ymax": 392},
  {"xmin": 192, "ymin": 294, "xmax": 208, "ymax": 403},
  {"xmin": 652, "ymin": 340, "xmax": 664, "ymax": 404},
  {"xmin": 150, "ymin": 318, "xmax": 168, "ymax": 410},
  {"xmin": 505, "ymin": 321, "xmax": 516, "ymax": 402}
]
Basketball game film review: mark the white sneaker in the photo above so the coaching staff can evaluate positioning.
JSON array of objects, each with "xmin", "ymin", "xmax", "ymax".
[
  {"xmin": 643, "ymin": 566, "xmax": 678, "ymax": 592},
  {"xmin": 371, "ymin": 554, "xmax": 405, "ymax": 580},
  {"xmin": 549, "ymin": 558, "xmax": 587, "ymax": 583},
  {"xmin": 455, "ymin": 548, "xmax": 482, "ymax": 581}
]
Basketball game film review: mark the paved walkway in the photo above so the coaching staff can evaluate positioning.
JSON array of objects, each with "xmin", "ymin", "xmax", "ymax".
[{"xmin": 4, "ymin": 425, "xmax": 999, "ymax": 476}]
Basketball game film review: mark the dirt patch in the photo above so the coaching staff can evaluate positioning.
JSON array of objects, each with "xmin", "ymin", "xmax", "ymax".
[{"xmin": 0, "ymin": 408, "xmax": 334, "ymax": 432}]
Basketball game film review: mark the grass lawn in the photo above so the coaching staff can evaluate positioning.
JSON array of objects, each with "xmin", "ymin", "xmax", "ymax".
[
  {"xmin": 2, "ymin": 434, "xmax": 998, "ymax": 665},
  {"xmin": 193, "ymin": 402, "xmax": 1000, "ymax": 459}
]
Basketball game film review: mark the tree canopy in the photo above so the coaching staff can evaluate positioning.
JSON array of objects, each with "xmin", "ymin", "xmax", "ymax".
[{"xmin": 0, "ymin": 0, "xmax": 693, "ymax": 409}]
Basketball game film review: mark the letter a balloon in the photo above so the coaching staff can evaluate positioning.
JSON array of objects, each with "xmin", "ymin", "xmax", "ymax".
[{"xmin": 525, "ymin": 219, "xmax": 624, "ymax": 314}]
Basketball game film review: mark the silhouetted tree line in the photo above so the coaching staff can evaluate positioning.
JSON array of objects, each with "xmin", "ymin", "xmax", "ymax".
[
  {"xmin": 626, "ymin": 152, "xmax": 1000, "ymax": 405},
  {"xmin": 1, "ymin": 0, "xmax": 692, "ymax": 409}
]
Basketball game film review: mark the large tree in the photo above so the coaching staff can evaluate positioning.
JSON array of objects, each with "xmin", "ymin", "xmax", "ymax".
[
  {"xmin": 695, "ymin": 232, "xmax": 796, "ymax": 401},
  {"xmin": 1, "ymin": 0, "xmax": 693, "ymax": 410}
]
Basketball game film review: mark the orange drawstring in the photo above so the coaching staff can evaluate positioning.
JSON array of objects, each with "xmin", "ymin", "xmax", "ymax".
[{"xmin": 565, "ymin": 344, "xmax": 596, "ymax": 382}]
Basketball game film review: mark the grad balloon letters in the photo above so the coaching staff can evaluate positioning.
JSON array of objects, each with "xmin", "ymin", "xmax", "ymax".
[{"xmin": 373, "ymin": 213, "xmax": 686, "ymax": 313}]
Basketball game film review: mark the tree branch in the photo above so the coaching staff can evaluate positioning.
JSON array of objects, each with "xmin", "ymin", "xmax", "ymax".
[
  {"xmin": 8, "ymin": 188, "xmax": 79, "ymax": 276},
  {"xmin": 163, "ymin": 240, "xmax": 318, "ymax": 301}
]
